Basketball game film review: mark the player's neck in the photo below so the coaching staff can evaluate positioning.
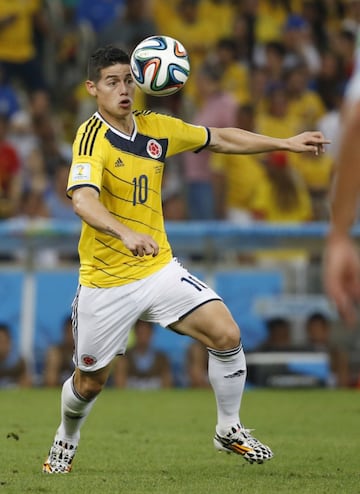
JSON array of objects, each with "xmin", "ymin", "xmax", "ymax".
[{"xmin": 98, "ymin": 111, "xmax": 134, "ymax": 136}]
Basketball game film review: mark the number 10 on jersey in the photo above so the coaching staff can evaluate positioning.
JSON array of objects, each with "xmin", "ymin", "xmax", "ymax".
[{"xmin": 132, "ymin": 174, "xmax": 148, "ymax": 205}]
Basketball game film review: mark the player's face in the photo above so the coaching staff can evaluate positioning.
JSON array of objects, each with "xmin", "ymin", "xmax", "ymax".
[{"xmin": 86, "ymin": 64, "xmax": 136, "ymax": 121}]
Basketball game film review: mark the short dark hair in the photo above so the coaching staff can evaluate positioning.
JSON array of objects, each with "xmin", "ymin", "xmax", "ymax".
[
  {"xmin": 88, "ymin": 45, "xmax": 130, "ymax": 82},
  {"xmin": 306, "ymin": 312, "xmax": 329, "ymax": 326},
  {"xmin": 0, "ymin": 322, "xmax": 10, "ymax": 336},
  {"xmin": 266, "ymin": 317, "xmax": 290, "ymax": 332}
]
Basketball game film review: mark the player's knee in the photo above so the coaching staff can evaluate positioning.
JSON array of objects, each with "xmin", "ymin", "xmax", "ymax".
[
  {"xmin": 79, "ymin": 380, "xmax": 104, "ymax": 400},
  {"xmin": 74, "ymin": 370, "xmax": 107, "ymax": 400},
  {"xmin": 210, "ymin": 323, "xmax": 240, "ymax": 350}
]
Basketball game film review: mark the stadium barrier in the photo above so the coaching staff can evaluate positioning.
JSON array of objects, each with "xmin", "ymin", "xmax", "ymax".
[{"xmin": 0, "ymin": 218, "xmax": 348, "ymax": 384}]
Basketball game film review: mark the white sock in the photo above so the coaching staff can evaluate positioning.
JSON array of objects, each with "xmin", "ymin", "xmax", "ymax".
[
  {"xmin": 207, "ymin": 343, "xmax": 246, "ymax": 434},
  {"xmin": 55, "ymin": 375, "xmax": 97, "ymax": 445}
]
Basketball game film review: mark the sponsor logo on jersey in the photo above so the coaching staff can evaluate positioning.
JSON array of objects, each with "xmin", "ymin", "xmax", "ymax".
[
  {"xmin": 81, "ymin": 354, "xmax": 97, "ymax": 366},
  {"xmin": 146, "ymin": 139, "xmax": 162, "ymax": 159},
  {"xmin": 72, "ymin": 163, "xmax": 91, "ymax": 181},
  {"xmin": 114, "ymin": 157, "xmax": 124, "ymax": 167}
]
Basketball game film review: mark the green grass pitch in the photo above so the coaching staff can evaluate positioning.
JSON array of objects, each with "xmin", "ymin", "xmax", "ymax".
[{"xmin": 0, "ymin": 388, "xmax": 359, "ymax": 494}]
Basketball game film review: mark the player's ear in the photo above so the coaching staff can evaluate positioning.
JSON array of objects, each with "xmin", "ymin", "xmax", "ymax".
[{"xmin": 86, "ymin": 80, "xmax": 97, "ymax": 97}]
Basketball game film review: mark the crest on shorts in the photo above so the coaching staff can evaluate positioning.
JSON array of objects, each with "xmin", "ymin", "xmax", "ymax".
[
  {"xmin": 81, "ymin": 354, "xmax": 97, "ymax": 366},
  {"xmin": 146, "ymin": 139, "xmax": 162, "ymax": 159}
]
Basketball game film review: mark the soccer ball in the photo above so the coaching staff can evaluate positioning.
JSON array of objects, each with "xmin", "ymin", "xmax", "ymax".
[{"xmin": 130, "ymin": 35, "xmax": 190, "ymax": 97}]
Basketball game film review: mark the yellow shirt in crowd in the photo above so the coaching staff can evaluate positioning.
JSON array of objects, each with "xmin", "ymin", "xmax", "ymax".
[{"xmin": 0, "ymin": 0, "xmax": 40, "ymax": 62}]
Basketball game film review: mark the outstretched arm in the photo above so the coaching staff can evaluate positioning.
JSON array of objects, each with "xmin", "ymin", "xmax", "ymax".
[{"xmin": 208, "ymin": 128, "xmax": 329, "ymax": 155}]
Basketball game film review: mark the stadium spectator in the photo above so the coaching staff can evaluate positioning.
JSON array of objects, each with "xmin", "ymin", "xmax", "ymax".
[
  {"xmin": 342, "ymin": 0, "xmax": 360, "ymax": 33},
  {"xmin": 32, "ymin": 113, "xmax": 72, "ymax": 179},
  {"xmin": 312, "ymin": 49, "xmax": 346, "ymax": 112},
  {"xmin": 162, "ymin": 0, "xmax": 218, "ymax": 98},
  {"xmin": 8, "ymin": 110, "xmax": 46, "ymax": 194},
  {"xmin": 284, "ymin": 63, "xmax": 326, "ymax": 131},
  {"xmin": 75, "ymin": 0, "xmax": 125, "ymax": 34},
  {"xmin": 0, "ymin": 114, "xmax": 22, "ymax": 219},
  {"xmin": 256, "ymin": 316, "xmax": 293, "ymax": 352},
  {"xmin": 281, "ymin": 13, "xmax": 322, "ymax": 76},
  {"xmin": 42, "ymin": 44, "xmax": 327, "ymax": 474},
  {"xmin": 209, "ymin": 38, "xmax": 250, "ymax": 105},
  {"xmin": 290, "ymin": 149, "xmax": 333, "ymax": 221},
  {"xmin": 0, "ymin": 66, "xmax": 20, "ymax": 119},
  {"xmin": 331, "ymin": 28, "xmax": 356, "ymax": 80},
  {"xmin": 0, "ymin": 0, "xmax": 50, "ymax": 116},
  {"xmin": 113, "ymin": 320, "xmax": 173, "ymax": 389},
  {"xmin": 0, "ymin": 322, "xmax": 32, "ymax": 388},
  {"xmin": 255, "ymin": 0, "xmax": 291, "ymax": 45},
  {"xmin": 17, "ymin": 188, "xmax": 49, "ymax": 221},
  {"xmin": 211, "ymin": 103, "xmax": 266, "ymax": 222},
  {"xmin": 182, "ymin": 62, "xmax": 237, "ymax": 220},
  {"xmin": 43, "ymin": 315, "xmax": 75, "ymax": 387},
  {"xmin": 299, "ymin": 0, "xmax": 329, "ymax": 52},
  {"xmin": 304, "ymin": 312, "xmax": 350, "ymax": 388},
  {"xmin": 161, "ymin": 154, "xmax": 188, "ymax": 221},
  {"xmin": 97, "ymin": 0, "xmax": 157, "ymax": 53},
  {"xmin": 257, "ymin": 83, "xmax": 302, "ymax": 139},
  {"xmin": 261, "ymin": 40, "xmax": 287, "ymax": 88},
  {"xmin": 250, "ymin": 151, "xmax": 313, "ymax": 222},
  {"xmin": 44, "ymin": 160, "xmax": 79, "ymax": 222},
  {"xmin": 248, "ymin": 65, "xmax": 269, "ymax": 114},
  {"xmin": 199, "ymin": 0, "xmax": 235, "ymax": 42},
  {"xmin": 230, "ymin": 12, "xmax": 256, "ymax": 65}
]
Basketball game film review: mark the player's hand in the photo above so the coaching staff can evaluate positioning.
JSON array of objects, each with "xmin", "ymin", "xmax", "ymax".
[
  {"xmin": 323, "ymin": 232, "xmax": 360, "ymax": 326},
  {"xmin": 121, "ymin": 230, "xmax": 159, "ymax": 257},
  {"xmin": 287, "ymin": 131, "xmax": 331, "ymax": 155}
]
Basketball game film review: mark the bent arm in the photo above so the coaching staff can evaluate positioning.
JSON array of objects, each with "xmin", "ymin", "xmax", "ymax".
[
  {"xmin": 71, "ymin": 186, "xmax": 159, "ymax": 257},
  {"xmin": 72, "ymin": 186, "xmax": 132, "ymax": 240},
  {"xmin": 208, "ymin": 127, "xmax": 328, "ymax": 155}
]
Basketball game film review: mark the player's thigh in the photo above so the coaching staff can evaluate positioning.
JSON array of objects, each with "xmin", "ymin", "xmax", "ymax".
[
  {"xmin": 171, "ymin": 299, "xmax": 240, "ymax": 349},
  {"xmin": 73, "ymin": 285, "xmax": 139, "ymax": 372}
]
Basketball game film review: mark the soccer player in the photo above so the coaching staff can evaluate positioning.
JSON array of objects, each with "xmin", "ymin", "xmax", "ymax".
[
  {"xmin": 323, "ymin": 39, "xmax": 360, "ymax": 326},
  {"xmin": 323, "ymin": 105, "xmax": 360, "ymax": 326},
  {"xmin": 43, "ymin": 45, "xmax": 329, "ymax": 473}
]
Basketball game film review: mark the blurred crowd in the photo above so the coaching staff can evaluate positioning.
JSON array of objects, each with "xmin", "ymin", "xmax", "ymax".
[
  {"xmin": 3, "ymin": 313, "xmax": 360, "ymax": 390},
  {"xmin": 1, "ymin": 0, "xmax": 360, "ymax": 226}
]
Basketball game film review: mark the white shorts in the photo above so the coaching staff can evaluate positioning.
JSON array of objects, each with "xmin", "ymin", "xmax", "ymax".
[{"xmin": 72, "ymin": 258, "xmax": 221, "ymax": 371}]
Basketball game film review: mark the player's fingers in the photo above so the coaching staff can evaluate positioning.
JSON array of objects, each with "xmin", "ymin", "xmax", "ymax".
[
  {"xmin": 143, "ymin": 240, "xmax": 159, "ymax": 257},
  {"xmin": 151, "ymin": 242, "xmax": 159, "ymax": 257},
  {"xmin": 306, "ymin": 144, "xmax": 320, "ymax": 155},
  {"xmin": 309, "ymin": 131, "xmax": 331, "ymax": 143},
  {"xmin": 132, "ymin": 245, "xmax": 145, "ymax": 257}
]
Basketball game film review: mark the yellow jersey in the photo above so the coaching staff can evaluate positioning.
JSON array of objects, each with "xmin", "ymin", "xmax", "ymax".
[
  {"xmin": 211, "ymin": 152, "xmax": 266, "ymax": 211},
  {"xmin": 0, "ymin": 0, "xmax": 40, "ymax": 62},
  {"xmin": 67, "ymin": 111, "xmax": 209, "ymax": 288}
]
